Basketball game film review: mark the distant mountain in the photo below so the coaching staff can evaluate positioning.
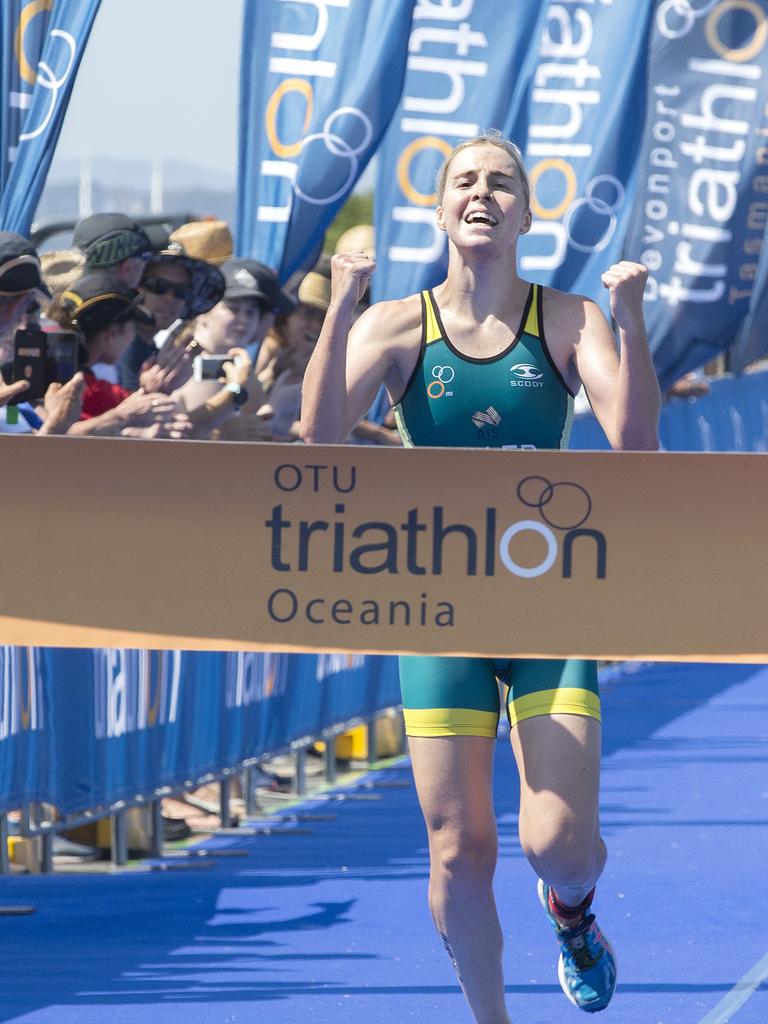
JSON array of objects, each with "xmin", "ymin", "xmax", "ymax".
[{"xmin": 47, "ymin": 156, "xmax": 235, "ymax": 192}]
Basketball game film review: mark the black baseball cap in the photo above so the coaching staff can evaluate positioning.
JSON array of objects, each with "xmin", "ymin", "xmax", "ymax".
[
  {"xmin": 73, "ymin": 213, "xmax": 153, "ymax": 269},
  {"xmin": 60, "ymin": 271, "xmax": 154, "ymax": 333},
  {"xmin": 0, "ymin": 232, "xmax": 51, "ymax": 301},
  {"xmin": 221, "ymin": 259, "xmax": 295, "ymax": 315}
]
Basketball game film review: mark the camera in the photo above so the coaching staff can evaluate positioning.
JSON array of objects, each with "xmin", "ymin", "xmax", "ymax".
[
  {"xmin": 6, "ymin": 328, "xmax": 81, "ymax": 404},
  {"xmin": 192, "ymin": 353, "xmax": 241, "ymax": 382}
]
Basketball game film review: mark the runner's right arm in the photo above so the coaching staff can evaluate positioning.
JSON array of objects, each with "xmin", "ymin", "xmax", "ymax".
[{"xmin": 300, "ymin": 253, "xmax": 410, "ymax": 444}]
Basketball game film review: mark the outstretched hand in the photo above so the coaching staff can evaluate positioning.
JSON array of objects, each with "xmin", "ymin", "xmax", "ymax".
[{"xmin": 601, "ymin": 261, "xmax": 648, "ymax": 332}]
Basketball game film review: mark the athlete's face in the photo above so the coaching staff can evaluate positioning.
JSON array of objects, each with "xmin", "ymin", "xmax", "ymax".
[{"xmin": 436, "ymin": 144, "xmax": 531, "ymax": 252}]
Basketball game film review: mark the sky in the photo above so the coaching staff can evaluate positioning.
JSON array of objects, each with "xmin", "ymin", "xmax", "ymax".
[{"xmin": 50, "ymin": 0, "xmax": 244, "ymax": 184}]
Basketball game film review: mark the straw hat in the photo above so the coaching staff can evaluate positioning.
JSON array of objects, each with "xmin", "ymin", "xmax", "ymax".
[
  {"xmin": 169, "ymin": 219, "xmax": 233, "ymax": 265},
  {"xmin": 334, "ymin": 224, "xmax": 375, "ymax": 259},
  {"xmin": 297, "ymin": 271, "xmax": 331, "ymax": 313},
  {"xmin": 40, "ymin": 248, "xmax": 86, "ymax": 298}
]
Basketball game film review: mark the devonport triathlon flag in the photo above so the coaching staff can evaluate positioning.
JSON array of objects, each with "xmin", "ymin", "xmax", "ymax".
[
  {"xmin": 236, "ymin": 0, "xmax": 415, "ymax": 280},
  {"xmin": 730, "ymin": 228, "xmax": 768, "ymax": 372},
  {"xmin": 622, "ymin": 0, "xmax": 768, "ymax": 389},
  {"xmin": 515, "ymin": 0, "xmax": 655, "ymax": 314},
  {"xmin": 0, "ymin": 0, "xmax": 101, "ymax": 234},
  {"xmin": 372, "ymin": 1, "xmax": 547, "ymax": 302}
]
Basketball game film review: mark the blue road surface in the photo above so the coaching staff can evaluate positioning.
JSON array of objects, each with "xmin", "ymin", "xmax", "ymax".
[{"xmin": 1, "ymin": 662, "xmax": 767, "ymax": 1023}]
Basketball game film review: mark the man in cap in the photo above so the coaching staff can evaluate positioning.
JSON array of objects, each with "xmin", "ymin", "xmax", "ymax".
[
  {"xmin": 73, "ymin": 212, "xmax": 153, "ymax": 288},
  {"xmin": 0, "ymin": 231, "xmax": 51, "ymax": 356}
]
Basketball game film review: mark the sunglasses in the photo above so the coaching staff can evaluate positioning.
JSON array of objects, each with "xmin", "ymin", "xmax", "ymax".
[{"xmin": 142, "ymin": 275, "xmax": 189, "ymax": 301}]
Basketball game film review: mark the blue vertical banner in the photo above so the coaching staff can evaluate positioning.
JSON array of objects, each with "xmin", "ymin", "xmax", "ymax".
[
  {"xmin": 237, "ymin": 0, "xmax": 415, "ymax": 280},
  {"xmin": 516, "ymin": 0, "xmax": 655, "ymax": 311},
  {"xmin": 373, "ymin": 1, "xmax": 547, "ymax": 302},
  {"xmin": 0, "ymin": 0, "xmax": 101, "ymax": 234},
  {"xmin": 622, "ymin": 0, "xmax": 768, "ymax": 389},
  {"xmin": 730, "ymin": 230, "xmax": 768, "ymax": 372}
]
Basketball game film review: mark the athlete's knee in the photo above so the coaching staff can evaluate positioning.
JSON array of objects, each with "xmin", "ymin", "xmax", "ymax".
[
  {"xmin": 429, "ymin": 821, "xmax": 497, "ymax": 884},
  {"xmin": 519, "ymin": 813, "xmax": 600, "ymax": 888}
]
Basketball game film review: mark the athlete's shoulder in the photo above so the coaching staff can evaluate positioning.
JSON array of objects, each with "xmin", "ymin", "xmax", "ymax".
[
  {"xmin": 350, "ymin": 292, "xmax": 423, "ymax": 345},
  {"xmin": 541, "ymin": 285, "xmax": 608, "ymax": 337}
]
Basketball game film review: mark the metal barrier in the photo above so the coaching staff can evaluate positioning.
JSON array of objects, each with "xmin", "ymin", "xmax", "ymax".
[{"xmin": 0, "ymin": 648, "xmax": 403, "ymax": 873}]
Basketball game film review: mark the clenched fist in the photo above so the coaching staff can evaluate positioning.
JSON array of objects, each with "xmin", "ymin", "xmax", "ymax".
[
  {"xmin": 601, "ymin": 261, "xmax": 648, "ymax": 332},
  {"xmin": 330, "ymin": 251, "xmax": 375, "ymax": 310}
]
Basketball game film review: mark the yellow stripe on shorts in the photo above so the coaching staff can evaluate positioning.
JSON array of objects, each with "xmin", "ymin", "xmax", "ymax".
[
  {"xmin": 509, "ymin": 687, "xmax": 601, "ymax": 727},
  {"xmin": 404, "ymin": 707, "xmax": 499, "ymax": 738}
]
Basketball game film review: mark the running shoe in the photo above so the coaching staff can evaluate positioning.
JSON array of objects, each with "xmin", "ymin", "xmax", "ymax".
[{"xmin": 537, "ymin": 879, "xmax": 617, "ymax": 1013}]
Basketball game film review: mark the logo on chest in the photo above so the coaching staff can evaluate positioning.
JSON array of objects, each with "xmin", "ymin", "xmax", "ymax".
[
  {"xmin": 427, "ymin": 365, "xmax": 455, "ymax": 399},
  {"xmin": 510, "ymin": 363, "xmax": 544, "ymax": 388},
  {"xmin": 472, "ymin": 405, "xmax": 501, "ymax": 439}
]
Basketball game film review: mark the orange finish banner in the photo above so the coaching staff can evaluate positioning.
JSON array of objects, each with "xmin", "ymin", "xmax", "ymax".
[{"xmin": 0, "ymin": 435, "xmax": 765, "ymax": 661}]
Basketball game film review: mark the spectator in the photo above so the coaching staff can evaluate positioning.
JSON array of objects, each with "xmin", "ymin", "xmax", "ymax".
[
  {"xmin": 197, "ymin": 258, "xmax": 294, "ymax": 359},
  {"xmin": 51, "ymin": 270, "xmax": 189, "ymax": 438},
  {"xmin": 0, "ymin": 231, "xmax": 51, "ymax": 356},
  {"xmin": 168, "ymin": 259, "xmax": 293, "ymax": 440},
  {"xmin": 72, "ymin": 212, "xmax": 153, "ymax": 289},
  {"xmin": 169, "ymin": 219, "xmax": 233, "ymax": 265},
  {"xmin": 0, "ymin": 232, "xmax": 54, "ymax": 432},
  {"xmin": 665, "ymin": 371, "xmax": 711, "ymax": 401},
  {"xmin": 118, "ymin": 244, "xmax": 225, "ymax": 393}
]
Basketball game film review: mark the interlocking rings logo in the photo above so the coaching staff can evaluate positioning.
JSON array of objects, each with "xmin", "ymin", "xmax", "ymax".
[
  {"xmin": 496, "ymin": 475, "xmax": 605, "ymax": 580},
  {"xmin": 656, "ymin": 0, "xmax": 720, "ymax": 39},
  {"xmin": 510, "ymin": 364, "xmax": 543, "ymax": 380},
  {"xmin": 563, "ymin": 175, "xmax": 625, "ymax": 255},
  {"xmin": 14, "ymin": 1, "xmax": 77, "ymax": 145},
  {"xmin": 517, "ymin": 476, "xmax": 592, "ymax": 530},
  {"xmin": 292, "ymin": 106, "xmax": 374, "ymax": 206},
  {"xmin": 427, "ymin": 364, "xmax": 455, "ymax": 399}
]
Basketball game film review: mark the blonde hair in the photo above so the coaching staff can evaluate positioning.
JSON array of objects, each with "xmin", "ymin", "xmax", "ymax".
[{"xmin": 436, "ymin": 131, "xmax": 530, "ymax": 209}]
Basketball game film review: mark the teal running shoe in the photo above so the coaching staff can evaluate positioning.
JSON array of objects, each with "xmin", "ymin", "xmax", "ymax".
[{"xmin": 537, "ymin": 879, "xmax": 617, "ymax": 1013}]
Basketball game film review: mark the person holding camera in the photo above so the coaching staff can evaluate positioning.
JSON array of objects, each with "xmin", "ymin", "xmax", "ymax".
[
  {"xmin": 117, "ymin": 243, "xmax": 225, "ymax": 396},
  {"xmin": 49, "ymin": 270, "xmax": 191, "ymax": 439},
  {"xmin": 171, "ymin": 258, "xmax": 294, "ymax": 440}
]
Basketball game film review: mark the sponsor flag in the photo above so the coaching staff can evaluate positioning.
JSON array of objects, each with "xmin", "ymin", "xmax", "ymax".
[
  {"xmin": 236, "ymin": 0, "xmax": 415, "ymax": 280},
  {"xmin": 622, "ymin": 0, "xmax": 768, "ymax": 389},
  {"xmin": 0, "ymin": 0, "xmax": 101, "ymax": 234},
  {"xmin": 728, "ymin": 214, "xmax": 768, "ymax": 374},
  {"xmin": 373, "ymin": 1, "xmax": 547, "ymax": 302},
  {"xmin": 516, "ymin": 0, "xmax": 655, "ymax": 310}
]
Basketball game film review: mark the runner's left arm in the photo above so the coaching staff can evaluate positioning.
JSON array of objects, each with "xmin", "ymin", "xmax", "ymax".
[{"xmin": 572, "ymin": 261, "xmax": 660, "ymax": 451}]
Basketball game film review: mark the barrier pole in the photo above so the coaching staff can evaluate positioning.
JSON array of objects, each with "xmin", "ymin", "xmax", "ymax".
[
  {"xmin": 243, "ymin": 766, "xmax": 258, "ymax": 818},
  {"xmin": 150, "ymin": 800, "xmax": 163, "ymax": 858},
  {"xmin": 324, "ymin": 733, "xmax": 337, "ymax": 785},
  {"xmin": 367, "ymin": 719, "xmax": 377, "ymax": 765},
  {"xmin": 294, "ymin": 747, "xmax": 307, "ymax": 796},
  {"xmin": 111, "ymin": 810, "xmax": 127, "ymax": 867},
  {"xmin": 0, "ymin": 815, "xmax": 9, "ymax": 874},
  {"xmin": 220, "ymin": 778, "xmax": 232, "ymax": 829}
]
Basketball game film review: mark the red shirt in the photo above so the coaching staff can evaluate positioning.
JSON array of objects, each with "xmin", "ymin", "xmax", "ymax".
[{"xmin": 80, "ymin": 369, "xmax": 130, "ymax": 419}]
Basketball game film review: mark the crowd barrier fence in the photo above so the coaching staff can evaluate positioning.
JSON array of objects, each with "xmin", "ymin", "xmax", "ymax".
[
  {"xmin": 571, "ymin": 368, "xmax": 768, "ymax": 452},
  {"xmin": 0, "ymin": 647, "xmax": 402, "ymax": 872}
]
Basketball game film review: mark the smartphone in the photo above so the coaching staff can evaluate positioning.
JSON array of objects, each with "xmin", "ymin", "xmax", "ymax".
[
  {"xmin": 193, "ymin": 353, "xmax": 235, "ymax": 382},
  {"xmin": 10, "ymin": 328, "xmax": 81, "ymax": 404},
  {"xmin": 46, "ymin": 331, "xmax": 80, "ymax": 384},
  {"xmin": 11, "ymin": 327, "xmax": 47, "ymax": 403}
]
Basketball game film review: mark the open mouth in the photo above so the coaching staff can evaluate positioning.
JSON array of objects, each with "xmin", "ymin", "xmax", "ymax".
[{"xmin": 465, "ymin": 211, "xmax": 498, "ymax": 227}]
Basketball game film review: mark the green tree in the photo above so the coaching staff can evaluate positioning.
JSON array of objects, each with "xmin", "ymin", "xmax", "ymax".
[{"xmin": 323, "ymin": 192, "xmax": 373, "ymax": 254}]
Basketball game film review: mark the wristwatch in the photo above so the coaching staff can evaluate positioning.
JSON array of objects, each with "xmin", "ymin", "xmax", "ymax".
[{"xmin": 225, "ymin": 382, "xmax": 248, "ymax": 408}]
